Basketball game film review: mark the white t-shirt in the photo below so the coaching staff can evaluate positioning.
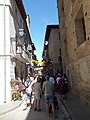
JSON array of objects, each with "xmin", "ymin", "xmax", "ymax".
[
  {"xmin": 56, "ymin": 77, "xmax": 61, "ymax": 84},
  {"xmin": 34, "ymin": 82, "xmax": 41, "ymax": 100},
  {"xmin": 49, "ymin": 76, "xmax": 55, "ymax": 84}
]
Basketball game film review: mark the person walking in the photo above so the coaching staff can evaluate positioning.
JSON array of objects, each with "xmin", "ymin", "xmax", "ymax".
[
  {"xmin": 64, "ymin": 74, "xmax": 68, "ymax": 93},
  {"xmin": 49, "ymin": 74, "xmax": 55, "ymax": 93},
  {"xmin": 42, "ymin": 75, "xmax": 57, "ymax": 119},
  {"xmin": 33, "ymin": 76, "xmax": 42, "ymax": 111},
  {"xmin": 23, "ymin": 76, "xmax": 32, "ymax": 110},
  {"xmin": 56, "ymin": 74, "xmax": 61, "ymax": 92},
  {"xmin": 58, "ymin": 75, "xmax": 67, "ymax": 100}
]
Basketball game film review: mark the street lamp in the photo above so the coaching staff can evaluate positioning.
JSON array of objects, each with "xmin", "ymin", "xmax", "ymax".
[
  {"xmin": 18, "ymin": 28, "xmax": 24, "ymax": 38},
  {"xmin": 16, "ymin": 28, "xmax": 25, "ymax": 54},
  {"xmin": 45, "ymin": 41, "xmax": 48, "ymax": 45},
  {"xmin": 27, "ymin": 44, "xmax": 32, "ymax": 51}
]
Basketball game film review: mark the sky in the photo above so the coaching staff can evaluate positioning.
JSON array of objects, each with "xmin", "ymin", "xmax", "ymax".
[{"xmin": 22, "ymin": 0, "xmax": 59, "ymax": 61}]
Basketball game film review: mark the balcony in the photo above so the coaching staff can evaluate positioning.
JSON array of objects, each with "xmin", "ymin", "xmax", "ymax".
[{"xmin": 10, "ymin": 28, "xmax": 31, "ymax": 64}]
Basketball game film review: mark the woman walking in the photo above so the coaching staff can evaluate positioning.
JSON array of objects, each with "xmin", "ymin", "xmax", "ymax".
[{"xmin": 33, "ymin": 76, "xmax": 42, "ymax": 111}]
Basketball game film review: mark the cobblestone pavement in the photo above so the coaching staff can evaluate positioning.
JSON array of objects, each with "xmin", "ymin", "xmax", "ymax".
[
  {"xmin": 25, "ymin": 95, "xmax": 66, "ymax": 120},
  {"xmin": 0, "ymin": 94, "xmax": 67, "ymax": 120},
  {"xmin": 1, "ymin": 92, "xmax": 90, "ymax": 120}
]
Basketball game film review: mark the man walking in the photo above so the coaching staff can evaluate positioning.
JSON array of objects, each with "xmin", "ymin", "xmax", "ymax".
[{"xmin": 42, "ymin": 75, "xmax": 57, "ymax": 119}]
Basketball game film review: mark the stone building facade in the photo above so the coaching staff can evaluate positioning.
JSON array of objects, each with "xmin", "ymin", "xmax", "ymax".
[
  {"xmin": 0, "ymin": 0, "xmax": 36, "ymax": 103},
  {"xmin": 57, "ymin": 0, "xmax": 90, "ymax": 105},
  {"xmin": 42, "ymin": 25, "xmax": 62, "ymax": 75}
]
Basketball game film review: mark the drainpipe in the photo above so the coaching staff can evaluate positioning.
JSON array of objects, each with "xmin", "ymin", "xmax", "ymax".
[{"xmin": 3, "ymin": 0, "xmax": 6, "ymax": 103}]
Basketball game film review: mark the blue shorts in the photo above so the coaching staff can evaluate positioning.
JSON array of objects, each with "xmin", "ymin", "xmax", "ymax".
[
  {"xmin": 25, "ymin": 92, "xmax": 32, "ymax": 99},
  {"xmin": 45, "ymin": 95, "xmax": 53, "ymax": 104}
]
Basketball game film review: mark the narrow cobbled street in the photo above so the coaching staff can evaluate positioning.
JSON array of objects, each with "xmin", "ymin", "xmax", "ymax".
[
  {"xmin": 0, "ymin": 94, "xmax": 67, "ymax": 120},
  {"xmin": 25, "ymin": 94, "xmax": 65, "ymax": 120}
]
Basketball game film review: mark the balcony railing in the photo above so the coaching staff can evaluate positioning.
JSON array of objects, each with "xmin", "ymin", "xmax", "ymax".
[{"xmin": 16, "ymin": 45, "xmax": 22, "ymax": 54}]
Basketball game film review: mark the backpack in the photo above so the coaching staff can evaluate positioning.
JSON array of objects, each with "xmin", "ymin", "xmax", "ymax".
[
  {"xmin": 58, "ymin": 78, "xmax": 66, "ymax": 94},
  {"xmin": 61, "ymin": 79, "xmax": 65, "ymax": 88},
  {"xmin": 24, "ymin": 80, "xmax": 32, "ymax": 88}
]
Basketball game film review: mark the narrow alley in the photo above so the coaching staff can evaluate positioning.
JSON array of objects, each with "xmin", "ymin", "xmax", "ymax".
[{"xmin": 0, "ymin": 0, "xmax": 90, "ymax": 120}]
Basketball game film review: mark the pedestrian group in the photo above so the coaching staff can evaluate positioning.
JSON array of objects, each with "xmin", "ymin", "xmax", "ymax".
[{"xmin": 19, "ymin": 72, "xmax": 68, "ymax": 119}]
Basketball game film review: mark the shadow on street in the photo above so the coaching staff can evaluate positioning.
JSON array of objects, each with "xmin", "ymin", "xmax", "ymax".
[{"xmin": 25, "ymin": 95, "xmax": 65, "ymax": 120}]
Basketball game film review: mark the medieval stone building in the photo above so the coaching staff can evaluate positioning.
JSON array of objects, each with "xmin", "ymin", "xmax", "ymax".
[
  {"xmin": 42, "ymin": 25, "xmax": 61, "ymax": 75},
  {"xmin": 57, "ymin": 0, "xmax": 90, "ymax": 105}
]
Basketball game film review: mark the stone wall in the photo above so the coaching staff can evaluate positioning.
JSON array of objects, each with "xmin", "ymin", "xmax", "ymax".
[
  {"xmin": 69, "ymin": 55, "xmax": 90, "ymax": 105},
  {"xmin": 57, "ymin": 0, "xmax": 90, "ymax": 105}
]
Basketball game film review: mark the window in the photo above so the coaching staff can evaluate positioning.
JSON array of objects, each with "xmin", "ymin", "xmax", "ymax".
[
  {"xmin": 59, "ymin": 49, "xmax": 61, "ymax": 56},
  {"xmin": 61, "ymin": 0, "xmax": 64, "ymax": 11},
  {"xmin": 58, "ymin": 56, "xmax": 62, "ymax": 63},
  {"xmin": 59, "ymin": 31, "xmax": 60, "ymax": 40},
  {"xmin": 20, "ymin": 18, "xmax": 22, "ymax": 27},
  {"xmin": 64, "ymin": 38, "xmax": 68, "ymax": 56},
  {"xmin": 75, "ymin": 6, "xmax": 86, "ymax": 46},
  {"xmin": 58, "ymin": 49, "xmax": 62, "ymax": 63}
]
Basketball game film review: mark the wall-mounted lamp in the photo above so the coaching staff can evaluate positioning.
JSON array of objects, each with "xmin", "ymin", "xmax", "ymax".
[
  {"xmin": 27, "ymin": 44, "xmax": 32, "ymax": 51},
  {"xmin": 16, "ymin": 28, "xmax": 25, "ymax": 54},
  {"xmin": 45, "ymin": 41, "xmax": 48, "ymax": 45},
  {"xmin": 18, "ymin": 28, "xmax": 24, "ymax": 38}
]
